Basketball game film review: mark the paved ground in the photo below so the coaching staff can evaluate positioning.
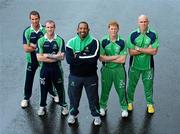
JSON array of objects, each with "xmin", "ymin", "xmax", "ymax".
[{"xmin": 0, "ymin": 0, "xmax": 180, "ymax": 134}]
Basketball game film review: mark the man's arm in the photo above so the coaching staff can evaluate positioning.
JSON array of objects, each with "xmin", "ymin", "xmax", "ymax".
[
  {"xmin": 66, "ymin": 47, "xmax": 82, "ymax": 65},
  {"xmin": 129, "ymin": 45, "xmax": 158, "ymax": 56},
  {"xmin": 23, "ymin": 29, "xmax": 36, "ymax": 52},
  {"xmin": 52, "ymin": 52, "xmax": 65, "ymax": 60},
  {"xmin": 129, "ymin": 47, "xmax": 141, "ymax": 56},
  {"xmin": 46, "ymin": 52, "xmax": 65, "ymax": 61},
  {"xmin": 99, "ymin": 55, "xmax": 119, "ymax": 62},
  {"xmin": 139, "ymin": 45, "xmax": 158, "ymax": 55},
  {"xmin": 111, "ymin": 55, "xmax": 127, "ymax": 64},
  {"xmin": 36, "ymin": 53, "xmax": 57, "ymax": 63},
  {"xmin": 23, "ymin": 43, "xmax": 36, "ymax": 52},
  {"xmin": 78, "ymin": 39, "xmax": 100, "ymax": 64}
]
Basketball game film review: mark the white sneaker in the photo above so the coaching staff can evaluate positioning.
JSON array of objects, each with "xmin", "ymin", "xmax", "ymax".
[
  {"xmin": 61, "ymin": 106, "xmax": 69, "ymax": 115},
  {"xmin": 121, "ymin": 110, "xmax": 128, "ymax": 118},
  {"xmin": 21, "ymin": 99, "xmax": 28, "ymax": 108},
  {"xmin": 51, "ymin": 95, "xmax": 59, "ymax": 103},
  {"xmin": 94, "ymin": 117, "xmax": 101, "ymax": 126},
  {"xmin": 38, "ymin": 107, "xmax": 46, "ymax": 116},
  {"xmin": 68, "ymin": 115, "xmax": 77, "ymax": 124},
  {"xmin": 100, "ymin": 108, "xmax": 106, "ymax": 116}
]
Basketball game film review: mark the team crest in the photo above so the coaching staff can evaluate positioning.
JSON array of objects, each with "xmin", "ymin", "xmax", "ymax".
[{"xmin": 53, "ymin": 44, "xmax": 57, "ymax": 50}]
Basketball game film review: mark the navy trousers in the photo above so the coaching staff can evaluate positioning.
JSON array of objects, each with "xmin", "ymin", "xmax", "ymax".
[{"xmin": 68, "ymin": 74, "xmax": 100, "ymax": 117}]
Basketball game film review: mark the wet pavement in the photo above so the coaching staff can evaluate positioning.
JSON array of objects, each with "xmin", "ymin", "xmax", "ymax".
[{"xmin": 0, "ymin": 0, "xmax": 180, "ymax": 134}]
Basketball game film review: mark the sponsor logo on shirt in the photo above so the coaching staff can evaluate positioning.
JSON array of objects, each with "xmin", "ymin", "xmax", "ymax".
[
  {"xmin": 30, "ymin": 37, "xmax": 36, "ymax": 39},
  {"xmin": 44, "ymin": 45, "xmax": 49, "ymax": 47}
]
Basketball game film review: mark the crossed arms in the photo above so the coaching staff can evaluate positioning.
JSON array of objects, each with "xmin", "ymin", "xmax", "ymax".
[{"xmin": 36, "ymin": 52, "xmax": 65, "ymax": 63}]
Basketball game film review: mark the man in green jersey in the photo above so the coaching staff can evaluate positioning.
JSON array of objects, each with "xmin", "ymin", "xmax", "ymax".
[
  {"xmin": 21, "ymin": 11, "xmax": 58, "ymax": 108},
  {"xmin": 99, "ymin": 21, "xmax": 128, "ymax": 117},
  {"xmin": 36, "ymin": 20, "xmax": 68, "ymax": 116},
  {"xmin": 21, "ymin": 11, "xmax": 46, "ymax": 108},
  {"xmin": 127, "ymin": 15, "xmax": 159, "ymax": 114}
]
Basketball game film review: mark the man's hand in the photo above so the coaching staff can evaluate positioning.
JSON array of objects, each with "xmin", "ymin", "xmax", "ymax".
[
  {"xmin": 30, "ymin": 43, "xmax": 36, "ymax": 49},
  {"xmin": 53, "ymin": 52, "xmax": 64, "ymax": 60},
  {"xmin": 43, "ymin": 53, "xmax": 50, "ymax": 58},
  {"xmin": 148, "ymin": 45, "xmax": 152, "ymax": 48}
]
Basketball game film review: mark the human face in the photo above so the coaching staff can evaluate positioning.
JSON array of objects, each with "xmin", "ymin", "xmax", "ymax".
[
  {"xmin": 45, "ymin": 22, "xmax": 55, "ymax": 36},
  {"xmin": 108, "ymin": 25, "xmax": 119, "ymax": 38},
  {"xmin": 138, "ymin": 15, "xmax": 149, "ymax": 33},
  {"xmin": 30, "ymin": 15, "xmax": 40, "ymax": 28},
  {"xmin": 77, "ymin": 23, "xmax": 89, "ymax": 39}
]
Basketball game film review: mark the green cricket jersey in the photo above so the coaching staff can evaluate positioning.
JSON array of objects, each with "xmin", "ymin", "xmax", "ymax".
[
  {"xmin": 127, "ymin": 27, "xmax": 159, "ymax": 70},
  {"xmin": 23, "ymin": 24, "xmax": 46, "ymax": 63},
  {"xmin": 37, "ymin": 34, "xmax": 65, "ymax": 67},
  {"xmin": 100, "ymin": 35, "xmax": 127, "ymax": 68}
]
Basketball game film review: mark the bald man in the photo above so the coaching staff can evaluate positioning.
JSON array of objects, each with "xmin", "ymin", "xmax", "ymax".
[{"xmin": 127, "ymin": 15, "xmax": 159, "ymax": 114}]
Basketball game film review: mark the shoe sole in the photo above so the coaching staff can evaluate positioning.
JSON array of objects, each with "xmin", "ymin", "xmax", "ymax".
[
  {"xmin": 38, "ymin": 111, "xmax": 46, "ymax": 116},
  {"xmin": 21, "ymin": 105, "xmax": 28, "ymax": 108}
]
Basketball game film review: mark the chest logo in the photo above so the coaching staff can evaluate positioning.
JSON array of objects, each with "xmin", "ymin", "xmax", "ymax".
[{"xmin": 53, "ymin": 44, "xmax": 58, "ymax": 50}]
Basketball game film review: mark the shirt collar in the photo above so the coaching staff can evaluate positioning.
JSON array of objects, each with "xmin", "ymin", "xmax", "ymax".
[
  {"xmin": 77, "ymin": 33, "xmax": 90, "ymax": 41},
  {"xmin": 107, "ymin": 35, "xmax": 120, "ymax": 41},
  {"xmin": 30, "ymin": 24, "xmax": 43, "ymax": 33},
  {"xmin": 44, "ymin": 33, "xmax": 57, "ymax": 42}
]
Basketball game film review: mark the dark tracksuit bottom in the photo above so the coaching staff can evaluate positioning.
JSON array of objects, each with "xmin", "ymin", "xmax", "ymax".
[
  {"xmin": 40, "ymin": 64, "xmax": 67, "ymax": 107},
  {"xmin": 24, "ymin": 62, "xmax": 56, "ymax": 100},
  {"xmin": 24, "ymin": 62, "xmax": 39, "ymax": 100},
  {"xmin": 68, "ymin": 74, "xmax": 100, "ymax": 117}
]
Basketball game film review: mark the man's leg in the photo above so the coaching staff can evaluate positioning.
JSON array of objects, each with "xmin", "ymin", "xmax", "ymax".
[
  {"xmin": 39, "ymin": 67, "xmax": 50, "ymax": 107},
  {"xmin": 52, "ymin": 66, "xmax": 67, "ymax": 106},
  {"xmin": 114, "ymin": 67, "xmax": 128, "ymax": 110},
  {"xmin": 142, "ymin": 68, "xmax": 154, "ymax": 105},
  {"xmin": 84, "ymin": 74, "xmax": 100, "ymax": 116},
  {"xmin": 127, "ymin": 67, "xmax": 141, "ymax": 103},
  {"xmin": 99, "ymin": 67, "xmax": 113, "ymax": 109},
  {"xmin": 37, "ymin": 67, "xmax": 50, "ymax": 115},
  {"xmin": 24, "ymin": 62, "xmax": 38, "ymax": 100},
  {"xmin": 68, "ymin": 75, "xmax": 83, "ymax": 116}
]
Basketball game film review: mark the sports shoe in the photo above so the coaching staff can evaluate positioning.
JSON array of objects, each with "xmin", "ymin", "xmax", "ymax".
[
  {"xmin": 121, "ymin": 110, "xmax": 128, "ymax": 117},
  {"xmin": 147, "ymin": 104, "xmax": 155, "ymax": 114},
  {"xmin": 61, "ymin": 106, "xmax": 69, "ymax": 115},
  {"xmin": 37, "ymin": 107, "xmax": 46, "ymax": 116},
  {"xmin": 54, "ymin": 95, "xmax": 59, "ymax": 103},
  {"xmin": 68, "ymin": 115, "xmax": 77, "ymax": 124},
  {"xmin": 128, "ymin": 103, "xmax": 133, "ymax": 111},
  {"xmin": 100, "ymin": 108, "xmax": 106, "ymax": 116},
  {"xmin": 51, "ymin": 95, "xmax": 59, "ymax": 103},
  {"xmin": 93, "ymin": 117, "xmax": 101, "ymax": 126},
  {"xmin": 21, "ymin": 99, "xmax": 28, "ymax": 108}
]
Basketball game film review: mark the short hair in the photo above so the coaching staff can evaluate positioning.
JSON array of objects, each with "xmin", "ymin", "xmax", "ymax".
[
  {"xmin": 29, "ymin": 10, "xmax": 40, "ymax": 19},
  {"xmin": 45, "ymin": 20, "xmax": 56, "ymax": 28},
  {"xmin": 138, "ymin": 14, "xmax": 149, "ymax": 22},
  {"xmin": 77, "ymin": 21, "xmax": 89, "ymax": 29},
  {"xmin": 108, "ymin": 21, "xmax": 119, "ymax": 29}
]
